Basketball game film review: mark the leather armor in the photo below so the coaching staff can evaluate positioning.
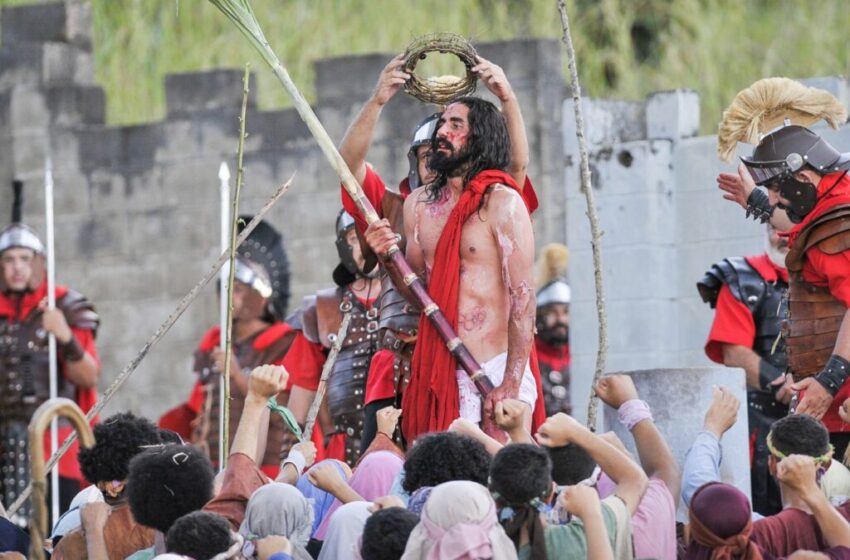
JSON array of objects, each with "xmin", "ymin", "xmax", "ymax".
[
  {"xmin": 301, "ymin": 285, "xmax": 381, "ymax": 466},
  {"xmin": 537, "ymin": 349, "xmax": 571, "ymax": 416},
  {"xmin": 0, "ymin": 289, "xmax": 98, "ymax": 526},
  {"xmin": 784, "ymin": 205, "xmax": 850, "ymax": 378},
  {"xmin": 378, "ymin": 274, "xmax": 418, "ymax": 399},
  {"xmin": 192, "ymin": 326, "xmax": 295, "ymax": 467}
]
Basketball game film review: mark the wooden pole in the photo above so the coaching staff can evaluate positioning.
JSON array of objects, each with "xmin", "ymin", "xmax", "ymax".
[
  {"xmin": 303, "ymin": 313, "xmax": 352, "ymax": 442},
  {"xmin": 556, "ymin": 0, "xmax": 608, "ymax": 430},
  {"xmin": 208, "ymin": 0, "xmax": 493, "ymax": 395},
  {"xmin": 7, "ymin": 177, "xmax": 293, "ymax": 516}
]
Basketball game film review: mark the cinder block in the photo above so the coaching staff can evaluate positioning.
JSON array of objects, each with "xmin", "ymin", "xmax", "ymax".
[
  {"xmin": 646, "ymin": 89, "xmax": 700, "ymax": 140},
  {"xmin": 165, "ymin": 69, "xmax": 257, "ymax": 119},
  {"xmin": 1, "ymin": 2, "xmax": 67, "ymax": 44}
]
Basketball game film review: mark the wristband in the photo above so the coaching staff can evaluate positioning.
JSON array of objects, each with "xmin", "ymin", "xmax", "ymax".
[
  {"xmin": 268, "ymin": 554, "xmax": 292, "ymax": 560},
  {"xmin": 815, "ymin": 354, "xmax": 850, "ymax": 396},
  {"xmin": 59, "ymin": 336, "xmax": 85, "ymax": 362},
  {"xmin": 281, "ymin": 449, "xmax": 306, "ymax": 475},
  {"xmin": 745, "ymin": 188, "xmax": 774, "ymax": 223},
  {"xmin": 758, "ymin": 359, "xmax": 784, "ymax": 393},
  {"xmin": 617, "ymin": 399, "xmax": 653, "ymax": 430}
]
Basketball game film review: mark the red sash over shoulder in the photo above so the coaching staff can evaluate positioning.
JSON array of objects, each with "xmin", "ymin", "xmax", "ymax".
[{"xmin": 401, "ymin": 170, "xmax": 546, "ymax": 442}]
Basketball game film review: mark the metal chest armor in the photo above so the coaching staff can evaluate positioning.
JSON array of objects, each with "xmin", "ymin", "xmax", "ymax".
[
  {"xmin": 192, "ymin": 326, "xmax": 295, "ymax": 468},
  {"xmin": 302, "ymin": 285, "xmax": 380, "ymax": 466},
  {"xmin": 537, "ymin": 351, "xmax": 571, "ymax": 416}
]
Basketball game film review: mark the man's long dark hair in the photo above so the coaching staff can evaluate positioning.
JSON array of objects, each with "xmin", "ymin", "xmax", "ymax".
[{"xmin": 425, "ymin": 96, "xmax": 511, "ymax": 202}]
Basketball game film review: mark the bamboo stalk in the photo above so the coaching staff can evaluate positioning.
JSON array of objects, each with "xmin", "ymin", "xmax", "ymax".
[
  {"xmin": 303, "ymin": 313, "xmax": 352, "ymax": 442},
  {"xmin": 208, "ymin": 0, "xmax": 494, "ymax": 396},
  {"xmin": 556, "ymin": 0, "xmax": 608, "ymax": 431},
  {"xmin": 7, "ymin": 177, "xmax": 293, "ymax": 517},
  {"xmin": 220, "ymin": 65, "xmax": 251, "ymax": 468}
]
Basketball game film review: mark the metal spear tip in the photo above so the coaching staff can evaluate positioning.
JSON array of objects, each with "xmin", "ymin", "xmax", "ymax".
[{"xmin": 219, "ymin": 161, "xmax": 231, "ymax": 181}]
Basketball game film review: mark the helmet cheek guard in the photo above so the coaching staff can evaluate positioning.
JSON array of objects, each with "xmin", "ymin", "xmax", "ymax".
[{"xmin": 333, "ymin": 210, "xmax": 359, "ymax": 287}]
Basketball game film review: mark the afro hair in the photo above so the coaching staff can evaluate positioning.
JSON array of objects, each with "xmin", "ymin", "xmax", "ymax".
[
  {"xmin": 490, "ymin": 444, "xmax": 552, "ymax": 504},
  {"xmin": 126, "ymin": 444, "xmax": 215, "ymax": 533},
  {"xmin": 166, "ymin": 511, "xmax": 233, "ymax": 560},
  {"xmin": 547, "ymin": 443, "xmax": 596, "ymax": 486},
  {"xmin": 78, "ymin": 412, "xmax": 162, "ymax": 485},
  {"xmin": 402, "ymin": 432, "xmax": 490, "ymax": 494},
  {"xmin": 360, "ymin": 507, "xmax": 420, "ymax": 560}
]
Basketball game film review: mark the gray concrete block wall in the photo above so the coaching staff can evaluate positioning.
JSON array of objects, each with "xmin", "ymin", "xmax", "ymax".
[
  {"xmin": 0, "ymin": 2, "xmax": 566, "ymax": 421},
  {"xmin": 566, "ymin": 76, "xmax": 850, "ymax": 428}
]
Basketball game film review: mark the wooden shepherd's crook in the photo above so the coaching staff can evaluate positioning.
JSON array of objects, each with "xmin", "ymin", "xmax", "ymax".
[
  {"xmin": 556, "ymin": 0, "xmax": 609, "ymax": 431},
  {"xmin": 29, "ymin": 398, "xmax": 95, "ymax": 560},
  {"xmin": 208, "ymin": 0, "xmax": 494, "ymax": 397}
]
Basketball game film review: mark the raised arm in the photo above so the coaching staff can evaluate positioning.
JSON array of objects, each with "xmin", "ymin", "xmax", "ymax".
[
  {"xmin": 483, "ymin": 188, "xmax": 535, "ymax": 422},
  {"xmin": 537, "ymin": 413, "xmax": 648, "ymax": 515},
  {"xmin": 339, "ymin": 54, "xmax": 409, "ymax": 185},
  {"xmin": 472, "ymin": 56, "xmax": 528, "ymax": 186},
  {"xmin": 594, "ymin": 374, "xmax": 681, "ymax": 505}
]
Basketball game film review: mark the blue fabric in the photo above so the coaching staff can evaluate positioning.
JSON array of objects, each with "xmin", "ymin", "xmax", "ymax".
[
  {"xmin": 389, "ymin": 469, "xmax": 409, "ymax": 506},
  {"xmin": 268, "ymin": 553, "xmax": 293, "ymax": 560},
  {"xmin": 0, "ymin": 517, "xmax": 29, "ymax": 555},
  {"xmin": 296, "ymin": 459, "xmax": 349, "ymax": 536}
]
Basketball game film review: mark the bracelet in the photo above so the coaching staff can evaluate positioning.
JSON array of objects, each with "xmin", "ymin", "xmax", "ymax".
[
  {"xmin": 617, "ymin": 399, "xmax": 653, "ymax": 430},
  {"xmin": 815, "ymin": 354, "xmax": 850, "ymax": 396},
  {"xmin": 758, "ymin": 359, "xmax": 784, "ymax": 393},
  {"xmin": 745, "ymin": 188, "xmax": 774, "ymax": 223},
  {"xmin": 281, "ymin": 449, "xmax": 306, "ymax": 475},
  {"xmin": 59, "ymin": 336, "xmax": 85, "ymax": 362}
]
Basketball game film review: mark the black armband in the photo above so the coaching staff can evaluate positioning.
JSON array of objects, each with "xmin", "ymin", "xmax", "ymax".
[
  {"xmin": 59, "ymin": 336, "xmax": 85, "ymax": 363},
  {"xmin": 746, "ymin": 188, "xmax": 774, "ymax": 223},
  {"xmin": 814, "ymin": 354, "xmax": 850, "ymax": 396},
  {"xmin": 758, "ymin": 359, "xmax": 783, "ymax": 392}
]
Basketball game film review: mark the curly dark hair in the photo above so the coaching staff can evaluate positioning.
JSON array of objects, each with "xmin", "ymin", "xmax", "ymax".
[
  {"xmin": 547, "ymin": 443, "xmax": 597, "ymax": 486},
  {"xmin": 77, "ymin": 412, "xmax": 162, "ymax": 485},
  {"xmin": 402, "ymin": 432, "xmax": 490, "ymax": 494},
  {"xmin": 360, "ymin": 507, "xmax": 420, "ymax": 560},
  {"xmin": 126, "ymin": 444, "xmax": 215, "ymax": 533},
  {"xmin": 166, "ymin": 511, "xmax": 233, "ymax": 560},
  {"xmin": 769, "ymin": 414, "xmax": 830, "ymax": 458},
  {"xmin": 425, "ymin": 96, "xmax": 511, "ymax": 203},
  {"xmin": 490, "ymin": 444, "xmax": 552, "ymax": 560}
]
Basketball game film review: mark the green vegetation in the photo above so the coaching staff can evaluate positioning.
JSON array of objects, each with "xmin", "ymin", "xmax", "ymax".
[{"xmin": 1, "ymin": 0, "xmax": 849, "ymax": 133}]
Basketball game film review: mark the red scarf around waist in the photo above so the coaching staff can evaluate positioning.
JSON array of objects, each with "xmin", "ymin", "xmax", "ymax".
[{"xmin": 402, "ymin": 170, "xmax": 545, "ymax": 441}]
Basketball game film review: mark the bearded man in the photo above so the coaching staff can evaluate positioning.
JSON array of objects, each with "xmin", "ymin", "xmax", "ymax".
[
  {"xmin": 365, "ymin": 96, "xmax": 539, "ymax": 441},
  {"xmin": 0, "ymin": 180, "xmax": 100, "ymax": 524},
  {"xmin": 534, "ymin": 243, "xmax": 572, "ymax": 416},
  {"xmin": 698, "ymin": 223, "xmax": 791, "ymax": 516}
]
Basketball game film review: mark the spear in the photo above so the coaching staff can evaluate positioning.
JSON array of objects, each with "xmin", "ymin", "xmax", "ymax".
[
  {"xmin": 556, "ymin": 0, "xmax": 608, "ymax": 431},
  {"xmin": 208, "ymin": 0, "xmax": 494, "ymax": 396},
  {"xmin": 218, "ymin": 161, "xmax": 230, "ymax": 470},
  {"xmin": 43, "ymin": 159, "xmax": 60, "ymax": 523}
]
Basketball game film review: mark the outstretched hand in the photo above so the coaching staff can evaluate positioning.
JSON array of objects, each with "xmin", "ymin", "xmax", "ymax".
[
  {"xmin": 247, "ymin": 365, "xmax": 289, "ymax": 401},
  {"xmin": 472, "ymin": 56, "xmax": 514, "ymax": 103},
  {"xmin": 536, "ymin": 413, "xmax": 587, "ymax": 448},
  {"xmin": 792, "ymin": 378, "xmax": 833, "ymax": 420},
  {"xmin": 594, "ymin": 374, "xmax": 639, "ymax": 410},
  {"xmin": 372, "ymin": 54, "xmax": 410, "ymax": 106},
  {"xmin": 703, "ymin": 386, "xmax": 739, "ymax": 439},
  {"xmin": 716, "ymin": 163, "xmax": 756, "ymax": 210},
  {"xmin": 377, "ymin": 406, "xmax": 402, "ymax": 437}
]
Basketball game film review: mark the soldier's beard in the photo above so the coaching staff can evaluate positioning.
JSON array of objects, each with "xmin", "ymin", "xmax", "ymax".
[
  {"xmin": 539, "ymin": 323, "xmax": 569, "ymax": 346},
  {"xmin": 765, "ymin": 238, "xmax": 789, "ymax": 270}
]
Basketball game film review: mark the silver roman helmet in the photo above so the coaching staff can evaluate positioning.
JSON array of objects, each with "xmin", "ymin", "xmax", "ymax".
[
  {"xmin": 407, "ymin": 112, "xmax": 440, "ymax": 190},
  {"xmin": 0, "ymin": 179, "xmax": 45, "ymax": 255}
]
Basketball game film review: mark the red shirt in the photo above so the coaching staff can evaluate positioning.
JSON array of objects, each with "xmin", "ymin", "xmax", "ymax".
[
  {"xmin": 282, "ymin": 332, "xmax": 327, "ymax": 391},
  {"xmin": 704, "ymin": 254, "xmax": 788, "ymax": 365}
]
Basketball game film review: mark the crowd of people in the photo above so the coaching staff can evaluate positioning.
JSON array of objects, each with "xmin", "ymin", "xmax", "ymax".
[{"xmin": 1, "ymin": 52, "xmax": 850, "ymax": 559}]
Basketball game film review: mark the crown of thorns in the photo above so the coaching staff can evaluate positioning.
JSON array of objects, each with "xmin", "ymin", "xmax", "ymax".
[{"xmin": 403, "ymin": 33, "xmax": 478, "ymax": 105}]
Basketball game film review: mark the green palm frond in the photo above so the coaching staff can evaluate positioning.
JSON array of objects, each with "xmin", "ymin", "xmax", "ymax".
[
  {"xmin": 207, "ymin": 0, "xmax": 279, "ymax": 69},
  {"xmin": 267, "ymin": 397, "xmax": 304, "ymax": 442}
]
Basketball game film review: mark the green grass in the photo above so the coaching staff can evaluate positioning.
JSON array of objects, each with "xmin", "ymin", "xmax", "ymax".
[{"xmin": 1, "ymin": 0, "xmax": 849, "ymax": 133}]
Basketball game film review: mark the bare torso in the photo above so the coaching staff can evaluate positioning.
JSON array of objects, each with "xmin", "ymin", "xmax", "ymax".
[{"xmin": 404, "ymin": 178, "xmax": 531, "ymax": 365}]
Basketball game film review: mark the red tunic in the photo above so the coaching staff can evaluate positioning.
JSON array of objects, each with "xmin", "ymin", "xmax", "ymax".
[
  {"xmin": 704, "ymin": 254, "xmax": 788, "ymax": 364},
  {"xmin": 786, "ymin": 172, "xmax": 850, "ymax": 432},
  {"xmin": 0, "ymin": 281, "xmax": 99, "ymax": 481}
]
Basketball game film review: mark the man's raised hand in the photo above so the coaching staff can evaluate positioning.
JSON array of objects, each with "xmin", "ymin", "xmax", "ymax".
[
  {"xmin": 247, "ymin": 365, "xmax": 288, "ymax": 401},
  {"xmin": 494, "ymin": 399, "xmax": 526, "ymax": 432},
  {"xmin": 776, "ymin": 454, "xmax": 820, "ymax": 496},
  {"xmin": 377, "ymin": 406, "xmax": 402, "ymax": 437},
  {"xmin": 307, "ymin": 461, "xmax": 345, "ymax": 494},
  {"xmin": 471, "ymin": 56, "xmax": 514, "ymax": 103},
  {"xmin": 594, "ymin": 374, "xmax": 639, "ymax": 410},
  {"xmin": 292, "ymin": 441, "xmax": 317, "ymax": 470},
  {"xmin": 716, "ymin": 163, "xmax": 756, "ymax": 210},
  {"xmin": 536, "ymin": 412, "xmax": 587, "ymax": 448},
  {"xmin": 372, "ymin": 54, "xmax": 410, "ymax": 106},
  {"xmin": 559, "ymin": 484, "xmax": 602, "ymax": 520},
  {"xmin": 704, "ymin": 386, "xmax": 739, "ymax": 439}
]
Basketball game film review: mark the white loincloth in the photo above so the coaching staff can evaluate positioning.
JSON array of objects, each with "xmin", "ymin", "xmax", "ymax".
[{"xmin": 455, "ymin": 351, "xmax": 537, "ymax": 424}]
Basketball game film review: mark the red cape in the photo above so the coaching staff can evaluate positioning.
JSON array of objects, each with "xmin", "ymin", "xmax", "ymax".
[{"xmin": 401, "ymin": 171, "xmax": 546, "ymax": 442}]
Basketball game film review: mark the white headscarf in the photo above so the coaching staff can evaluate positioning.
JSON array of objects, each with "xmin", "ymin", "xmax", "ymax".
[
  {"xmin": 317, "ymin": 501, "xmax": 373, "ymax": 560},
  {"xmin": 239, "ymin": 482, "xmax": 314, "ymax": 560},
  {"xmin": 401, "ymin": 481, "xmax": 518, "ymax": 560}
]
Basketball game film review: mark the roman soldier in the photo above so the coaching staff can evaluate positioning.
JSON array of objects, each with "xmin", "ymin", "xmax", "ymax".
[
  {"xmin": 285, "ymin": 210, "xmax": 383, "ymax": 466},
  {"xmin": 698, "ymin": 223, "xmax": 791, "ymax": 516},
  {"xmin": 715, "ymin": 77, "xmax": 850, "ymax": 458},
  {"xmin": 160, "ymin": 217, "xmax": 294, "ymax": 478},
  {"xmin": 534, "ymin": 243, "xmax": 572, "ymax": 416},
  {"xmin": 0, "ymin": 180, "xmax": 100, "ymax": 525}
]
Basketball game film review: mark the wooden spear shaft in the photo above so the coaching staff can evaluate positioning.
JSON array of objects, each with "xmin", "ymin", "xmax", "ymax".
[
  {"xmin": 209, "ymin": 0, "xmax": 493, "ymax": 396},
  {"xmin": 7, "ymin": 178, "xmax": 293, "ymax": 516},
  {"xmin": 303, "ymin": 313, "xmax": 352, "ymax": 442},
  {"xmin": 556, "ymin": 0, "xmax": 608, "ymax": 431}
]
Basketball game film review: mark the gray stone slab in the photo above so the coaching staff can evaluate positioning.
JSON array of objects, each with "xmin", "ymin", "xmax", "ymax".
[
  {"xmin": 601, "ymin": 367, "xmax": 750, "ymax": 520},
  {"xmin": 165, "ymin": 69, "xmax": 257, "ymax": 119},
  {"xmin": 1, "ymin": 2, "xmax": 67, "ymax": 44}
]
